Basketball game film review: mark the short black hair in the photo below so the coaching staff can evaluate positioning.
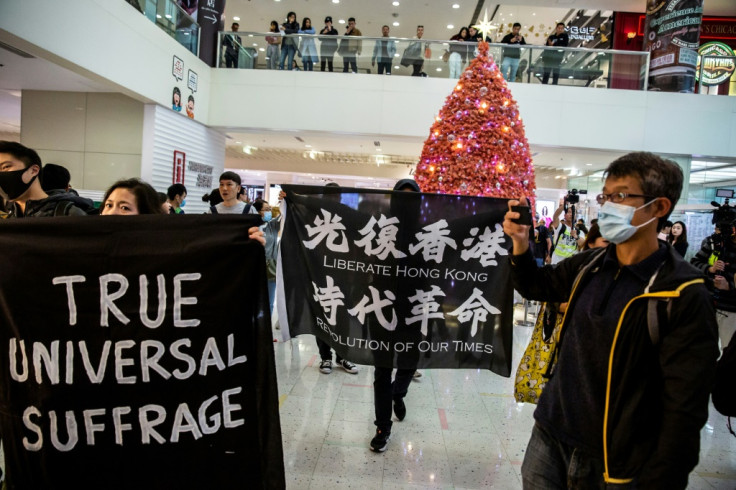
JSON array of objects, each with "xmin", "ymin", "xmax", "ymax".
[
  {"xmin": 202, "ymin": 188, "xmax": 223, "ymax": 206},
  {"xmin": 187, "ymin": 95, "xmax": 194, "ymax": 103},
  {"xmin": 167, "ymin": 183, "xmax": 187, "ymax": 200},
  {"xmin": 103, "ymin": 178, "xmax": 164, "ymax": 215},
  {"xmin": 232, "ymin": 22, "xmax": 239, "ymax": 28},
  {"xmin": 253, "ymin": 199, "xmax": 270, "ymax": 212},
  {"xmin": 41, "ymin": 163, "xmax": 71, "ymax": 191},
  {"xmin": 0, "ymin": 141, "xmax": 42, "ymax": 170},
  {"xmin": 348, "ymin": 17, "xmax": 356, "ymax": 22},
  {"xmin": 513, "ymin": 22, "xmax": 521, "ymax": 28},
  {"xmin": 219, "ymin": 171, "xmax": 241, "ymax": 186},
  {"xmin": 603, "ymin": 152, "xmax": 683, "ymax": 226},
  {"xmin": 557, "ymin": 22, "xmax": 565, "ymax": 28}
]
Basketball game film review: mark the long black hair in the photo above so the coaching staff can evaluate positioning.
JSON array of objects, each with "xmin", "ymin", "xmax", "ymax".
[{"xmin": 102, "ymin": 178, "xmax": 164, "ymax": 215}]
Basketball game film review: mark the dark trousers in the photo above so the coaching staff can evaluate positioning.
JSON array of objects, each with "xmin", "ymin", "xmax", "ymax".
[
  {"xmin": 343, "ymin": 56, "xmax": 357, "ymax": 73},
  {"xmin": 374, "ymin": 367, "xmax": 414, "ymax": 431},
  {"xmin": 321, "ymin": 58, "xmax": 334, "ymax": 71},
  {"xmin": 377, "ymin": 61, "xmax": 391, "ymax": 75},
  {"xmin": 411, "ymin": 61, "xmax": 424, "ymax": 76},
  {"xmin": 522, "ymin": 423, "xmax": 631, "ymax": 489},
  {"xmin": 542, "ymin": 65, "xmax": 560, "ymax": 85},
  {"xmin": 316, "ymin": 338, "xmax": 343, "ymax": 363},
  {"xmin": 225, "ymin": 52, "xmax": 238, "ymax": 68}
]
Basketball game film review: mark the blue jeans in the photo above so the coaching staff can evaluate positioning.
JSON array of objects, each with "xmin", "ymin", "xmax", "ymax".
[
  {"xmin": 522, "ymin": 423, "xmax": 635, "ymax": 489},
  {"xmin": 535, "ymin": 257, "xmax": 545, "ymax": 268},
  {"xmin": 267, "ymin": 278, "xmax": 276, "ymax": 314},
  {"xmin": 501, "ymin": 57, "xmax": 520, "ymax": 82},
  {"xmin": 279, "ymin": 45, "xmax": 296, "ymax": 70}
]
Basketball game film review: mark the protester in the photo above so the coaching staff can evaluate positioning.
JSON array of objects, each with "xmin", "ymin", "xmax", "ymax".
[
  {"xmin": 101, "ymin": 178, "xmax": 164, "ymax": 215},
  {"xmin": 166, "ymin": 183, "xmax": 187, "ymax": 214},
  {"xmin": 253, "ymin": 199, "xmax": 281, "ymax": 314},
  {"xmin": 0, "ymin": 141, "xmax": 93, "ymax": 217},
  {"xmin": 504, "ymin": 152, "xmax": 718, "ymax": 488}
]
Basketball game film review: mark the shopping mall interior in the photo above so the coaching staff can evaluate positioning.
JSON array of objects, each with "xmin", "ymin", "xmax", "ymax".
[{"xmin": 1, "ymin": 0, "xmax": 736, "ymax": 487}]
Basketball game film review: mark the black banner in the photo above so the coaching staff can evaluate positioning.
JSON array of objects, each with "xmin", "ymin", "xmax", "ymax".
[
  {"xmin": 277, "ymin": 186, "xmax": 513, "ymax": 376},
  {"xmin": 0, "ymin": 216, "xmax": 284, "ymax": 489}
]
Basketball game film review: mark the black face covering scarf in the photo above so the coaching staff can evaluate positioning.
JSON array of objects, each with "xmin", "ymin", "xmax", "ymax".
[{"xmin": 0, "ymin": 167, "xmax": 36, "ymax": 200}]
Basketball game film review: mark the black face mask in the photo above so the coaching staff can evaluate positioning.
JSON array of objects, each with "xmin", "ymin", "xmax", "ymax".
[{"xmin": 0, "ymin": 167, "xmax": 37, "ymax": 200}]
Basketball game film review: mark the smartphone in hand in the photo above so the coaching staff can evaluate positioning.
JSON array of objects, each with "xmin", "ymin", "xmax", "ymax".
[{"xmin": 511, "ymin": 205, "xmax": 533, "ymax": 226}]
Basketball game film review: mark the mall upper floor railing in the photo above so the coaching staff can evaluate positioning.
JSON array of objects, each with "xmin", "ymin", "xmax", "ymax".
[
  {"xmin": 125, "ymin": 0, "xmax": 199, "ymax": 55},
  {"xmin": 217, "ymin": 31, "xmax": 650, "ymax": 90}
]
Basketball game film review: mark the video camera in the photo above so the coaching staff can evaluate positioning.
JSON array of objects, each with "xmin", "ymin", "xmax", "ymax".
[
  {"xmin": 563, "ymin": 189, "xmax": 587, "ymax": 215},
  {"xmin": 711, "ymin": 198, "xmax": 736, "ymax": 250}
]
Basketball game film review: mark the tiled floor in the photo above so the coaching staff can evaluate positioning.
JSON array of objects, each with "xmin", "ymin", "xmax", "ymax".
[{"xmin": 273, "ymin": 306, "xmax": 736, "ymax": 489}]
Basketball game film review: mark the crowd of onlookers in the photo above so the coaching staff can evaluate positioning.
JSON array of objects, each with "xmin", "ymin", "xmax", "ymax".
[{"xmin": 223, "ymin": 13, "xmax": 571, "ymax": 83}]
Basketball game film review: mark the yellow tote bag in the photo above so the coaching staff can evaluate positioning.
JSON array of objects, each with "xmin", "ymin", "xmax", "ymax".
[{"xmin": 514, "ymin": 303, "xmax": 563, "ymax": 404}]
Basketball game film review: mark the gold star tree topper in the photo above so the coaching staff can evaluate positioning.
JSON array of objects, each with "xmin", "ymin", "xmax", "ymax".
[{"xmin": 472, "ymin": 9, "xmax": 495, "ymax": 41}]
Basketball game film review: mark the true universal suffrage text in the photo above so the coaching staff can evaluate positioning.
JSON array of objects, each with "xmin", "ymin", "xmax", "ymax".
[{"xmin": 10, "ymin": 273, "xmax": 248, "ymax": 452}]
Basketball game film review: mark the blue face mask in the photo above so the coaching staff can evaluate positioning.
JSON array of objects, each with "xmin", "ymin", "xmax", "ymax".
[
  {"xmin": 598, "ymin": 199, "xmax": 657, "ymax": 244},
  {"xmin": 262, "ymin": 211, "xmax": 272, "ymax": 222},
  {"xmin": 180, "ymin": 199, "xmax": 186, "ymax": 208}
]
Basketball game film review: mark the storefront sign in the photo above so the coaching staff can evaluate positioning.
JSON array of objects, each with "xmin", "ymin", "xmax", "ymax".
[
  {"xmin": 644, "ymin": 0, "xmax": 704, "ymax": 93},
  {"xmin": 696, "ymin": 42, "xmax": 736, "ymax": 85},
  {"xmin": 187, "ymin": 161, "xmax": 214, "ymax": 188},
  {"xmin": 566, "ymin": 26, "xmax": 598, "ymax": 41}
]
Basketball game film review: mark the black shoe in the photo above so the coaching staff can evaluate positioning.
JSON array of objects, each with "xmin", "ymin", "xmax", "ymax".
[
  {"xmin": 393, "ymin": 398, "xmax": 406, "ymax": 421},
  {"xmin": 370, "ymin": 428, "xmax": 391, "ymax": 452}
]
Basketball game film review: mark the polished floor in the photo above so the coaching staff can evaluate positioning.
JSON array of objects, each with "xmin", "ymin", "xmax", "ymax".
[{"xmin": 273, "ymin": 305, "xmax": 736, "ymax": 489}]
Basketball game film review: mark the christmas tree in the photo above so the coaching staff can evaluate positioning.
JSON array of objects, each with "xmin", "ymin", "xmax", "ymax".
[{"xmin": 414, "ymin": 40, "xmax": 536, "ymax": 200}]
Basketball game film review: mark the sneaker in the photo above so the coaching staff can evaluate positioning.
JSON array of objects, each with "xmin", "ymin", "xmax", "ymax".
[
  {"xmin": 370, "ymin": 428, "xmax": 391, "ymax": 452},
  {"xmin": 319, "ymin": 360, "xmax": 332, "ymax": 374},
  {"xmin": 393, "ymin": 398, "xmax": 406, "ymax": 421},
  {"xmin": 413, "ymin": 370, "xmax": 422, "ymax": 378},
  {"xmin": 337, "ymin": 359, "xmax": 359, "ymax": 374}
]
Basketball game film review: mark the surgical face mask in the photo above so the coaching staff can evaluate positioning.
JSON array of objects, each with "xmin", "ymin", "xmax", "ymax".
[
  {"xmin": 262, "ymin": 211, "xmax": 272, "ymax": 222},
  {"xmin": 180, "ymin": 199, "xmax": 186, "ymax": 208},
  {"xmin": 598, "ymin": 199, "xmax": 657, "ymax": 244},
  {"xmin": 0, "ymin": 166, "xmax": 37, "ymax": 200}
]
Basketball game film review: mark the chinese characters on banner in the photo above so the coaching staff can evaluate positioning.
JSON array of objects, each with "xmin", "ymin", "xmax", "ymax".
[
  {"xmin": 0, "ymin": 216, "xmax": 284, "ymax": 488},
  {"xmin": 277, "ymin": 185, "xmax": 514, "ymax": 376}
]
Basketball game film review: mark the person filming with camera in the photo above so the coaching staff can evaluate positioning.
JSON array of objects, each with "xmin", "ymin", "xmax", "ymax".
[
  {"xmin": 549, "ymin": 190, "xmax": 586, "ymax": 264},
  {"xmin": 691, "ymin": 200, "xmax": 736, "ymax": 350}
]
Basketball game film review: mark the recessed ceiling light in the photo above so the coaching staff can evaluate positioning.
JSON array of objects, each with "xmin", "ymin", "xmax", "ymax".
[
  {"xmin": 533, "ymin": 13, "xmax": 536, "ymax": 16},
  {"xmin": 393, "ymin": 21, "xmax": 399, "ymax": 26},
  {"xmin": 156, "ymin": 14, "xmax": 162, "ymax": 18},
  {"xmin": 259, "ymin": 48, "xmax": 265, "ymax": 51},
  {"xmin": 586, "ymin": 163, "xmax": 593, "ymax": 166},
  {"xmin": 393, "ymin": 1, "xmax": 400, "ymax": 5},
  {"xmin": 252, "ymin": 43, "xmax": 258, "ymax": 46},
  {"xmin": 447, "ymin": 24, "xmax": 454, "ymax": 29},
  {"xmin": 233, "ymin": 16, "xmax": 240, "ymax": 21},
  {"xmin": 332, "ymin": 0, "xmax": 339, "ymax": 3},
  {"xmin": 305, "ymin": 144, "xmax": 312, "ymax": 148},
  {"xmin": 394, "ymin": 65, "xmax": 400, "ymax": 69},
  {"xmin": 338, "ymin": 19, "xmax": 346, "ymax": 24},
  {"xmin": 436, "ymin": 67, "xmax": 442, "ymax": 71},
  {"xmin": 452, "ymin": 3, "xmax": 460, "ymax": 8}
]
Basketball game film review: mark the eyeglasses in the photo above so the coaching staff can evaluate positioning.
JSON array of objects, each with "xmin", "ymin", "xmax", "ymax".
[{"xmin": 596, "ymin": 192, "xmax": 655, "ymax": 205}]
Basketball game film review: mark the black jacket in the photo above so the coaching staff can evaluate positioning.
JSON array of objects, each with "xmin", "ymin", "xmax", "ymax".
[
  {"xmin": 511, "ymin": 244, "xmax": 718, "ymax": 488},
  {"xmin": 690, "ymin": 235, "xmax": 736, "ymax": 311},
  {"xmin": 9, "ymin": 193, "xmax": 94, "ymax": 218}
]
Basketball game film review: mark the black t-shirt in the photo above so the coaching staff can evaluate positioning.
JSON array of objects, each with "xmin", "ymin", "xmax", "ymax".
[
  {"xmin": 532, "ymin": 225, "xmax": 549, "ymax": 259},
  {"xmin": 501, "ymin": 33, "xmax": 526, "ymax": 58}
]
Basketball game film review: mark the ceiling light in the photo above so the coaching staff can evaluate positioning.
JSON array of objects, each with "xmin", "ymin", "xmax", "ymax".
[
  {"xmin": 252, "ymin": 43, "xmax": 258, "ymax": 46},
  {"xmin": 393, "ymin": 1, "xmax": 400, "ymax": 5},
  {"xmin": 393, "ymin": 21, "xmax": 399, "ymax": 26},
  {"xmin": 338, "ymin": 19, "xmax": 346, "ymax": 24},
  {"xmin": 447, "ymin": 24, "xmax": 454, "ymax": 29},
  {"xmin": 156, "ymin": 14, "xmax": 162, "ymax": 18},
  {"xmin": 452, "ymin": 3, "xmax": 460, "ymax": 8},
  {"xmin": 586, "ymin": 163, "xmax": 593, "ymax": 166},
  {"xmin": 305, "ymin": 144, "xmax": 312, "ymax": 148},
  {"xmin": 233, "ymin": 16, "xmax": 240, "ymax": 21},
  {"xmin": 259, "ymin": 48, "xmax": 265, "ymax": 51},
  {"xmin": 436, "ymin": 67, "xmax": 442, "ymax": 71},
  {"xmin": 394, "ymin": 65, "xmax": 400, "ymax": 69},
  {"xmin": 332, "ymin": 0, "xmax": 339, "ymax": 3},
  {"xmin": 165, "ymin": 14, "xmax": 172, "ymax": 19}
]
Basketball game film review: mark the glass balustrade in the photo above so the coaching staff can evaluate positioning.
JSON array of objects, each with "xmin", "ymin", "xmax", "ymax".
[
  {"xmin": 126, "ymin": 0, "xmax": 199, "ymax": 55},
  {"xmin": 217, "ymin": 32, "xmax": 650, "ymax": 90}
]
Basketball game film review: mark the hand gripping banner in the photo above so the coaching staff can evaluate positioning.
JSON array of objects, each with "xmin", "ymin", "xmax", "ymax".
[
  {"xmin": 277, "ymin": 185, "xmax": 513, "ymax": 376},
  {"xmin": 0, "ymin": 216, "xmax": 284, "ymax": 489}
]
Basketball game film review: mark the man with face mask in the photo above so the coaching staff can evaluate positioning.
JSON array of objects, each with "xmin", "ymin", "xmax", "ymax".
[
  {"xmin": 166, "ymin": 183, "xmax": 187, "ymax": 214},
  {"xmin": 0, "ymin": 141, "xmax": 92, "ymax": 218},
  {"xmin": 503, "ymin": 152, "xmax": 718, "ymax": 488}
]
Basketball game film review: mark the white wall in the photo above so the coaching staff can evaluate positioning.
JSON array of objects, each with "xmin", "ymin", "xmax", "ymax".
[
  {"xmin": 209, "ymin": 70, "xmax": 736, "ymax": 160},
  {"xmin": 0, "ymin": 0, "xmax": 211, "ymax": 125},
  {"xmin": 21, "ymin": 91, "xmax": 144, "ymax": 191},
  {"xmin": 142, "ymin": 105, "xmax": 225, "ymax": 214}
]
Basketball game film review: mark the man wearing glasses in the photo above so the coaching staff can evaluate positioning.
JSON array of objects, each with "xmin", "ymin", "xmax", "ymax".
[{"xmin": 503, "ymin": 152, "xmax": 718, "ymax": 488}]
